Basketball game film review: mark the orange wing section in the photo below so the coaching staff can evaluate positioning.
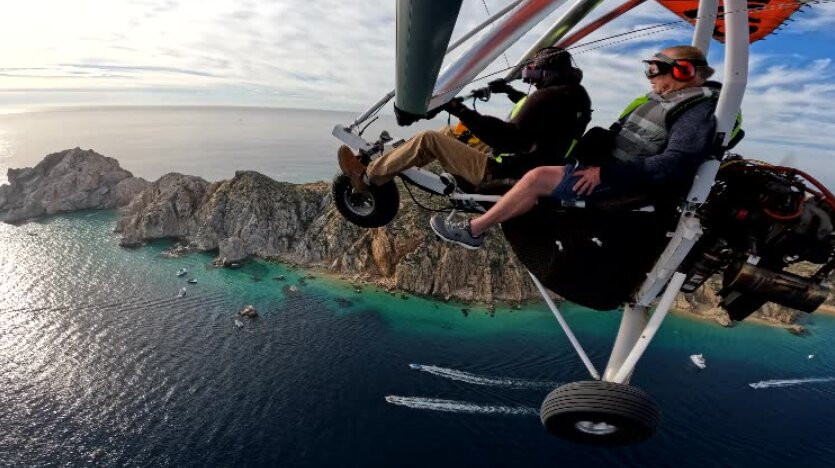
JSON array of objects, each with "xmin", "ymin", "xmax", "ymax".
[{"xmin": 655, "ymin": 0, "xmax": 804, "ymax": 43}]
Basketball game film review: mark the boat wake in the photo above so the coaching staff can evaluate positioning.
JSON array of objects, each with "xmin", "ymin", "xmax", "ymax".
[
  {"xmin": 408, "ymin": 364, "xmax": 558, "ymax": 390},
  {"xmin": 384, "ymin": 396, "xmax": 537, "ymax": 416},
  {"xmin": 748, "ymin": 377, "xmax": 835, "ymax": 389}
]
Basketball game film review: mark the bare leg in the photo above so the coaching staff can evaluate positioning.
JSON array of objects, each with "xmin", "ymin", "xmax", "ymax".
[{"xmin": 469, "ymin": 166, "xmax": 566, "ymax": 236}]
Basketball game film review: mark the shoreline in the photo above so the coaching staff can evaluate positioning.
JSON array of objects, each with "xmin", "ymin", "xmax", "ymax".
[
  {"xmin": 8, "ymin": 209, "xmax": 831, "ymax": 335},
  {"xmin": 262, "ymin": 254, "xmax": 821, "ymax": 334}
]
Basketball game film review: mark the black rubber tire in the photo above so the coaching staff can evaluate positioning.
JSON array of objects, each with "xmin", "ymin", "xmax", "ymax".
[
  {"xmin": 540, "ymin": 380, "xmax": 661, "ymax": 446},
  {"xmin": 332, "ymin": 174, "xmax": 399, "ymax": 228}
]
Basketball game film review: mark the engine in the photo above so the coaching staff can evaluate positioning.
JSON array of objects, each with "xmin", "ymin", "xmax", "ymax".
[{"xmin": 680, "ymin": 157, "xmax": 835, "ymax": 321}]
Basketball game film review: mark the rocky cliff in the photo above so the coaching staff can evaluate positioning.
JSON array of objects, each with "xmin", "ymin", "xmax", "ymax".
[
  {"xmin": 0, "ymin": 148, "xmax": 148, "ymax": 223},
  {"xmin": 114, "ymin": 169, "xmax": 830, "ymax": 330},
  {"xmin": 115, "ymin": 170, "xmax": 538, "ymax": 303},
  {"xmin": 116, "ymin": 169, "xmax": 834, "ymax": 329},
  {"xmin": 674, "ymin": 277, "xmax": 806, "ymax": 333},
  {"xmin": 4, "ymin": 149, "xmax": 830, "ymax": 330}
]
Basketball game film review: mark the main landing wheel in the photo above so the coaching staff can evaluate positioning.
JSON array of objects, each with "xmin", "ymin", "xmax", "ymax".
[
  {"xmin": 540, "ymin": 381, "xmax": 662, "ymax": 446},
  {"xmin": 332, "ymin": 174, "xmax": 400, "ymax": 228}
]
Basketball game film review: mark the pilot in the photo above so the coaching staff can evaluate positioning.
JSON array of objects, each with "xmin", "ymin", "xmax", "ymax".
[
  {"xmin": 430, "ymin": 45, "xmax": 720, "ymax": 249},
  {"xmin": 336, "ymin": 47, "xmax": 592, "ymax": 192}
]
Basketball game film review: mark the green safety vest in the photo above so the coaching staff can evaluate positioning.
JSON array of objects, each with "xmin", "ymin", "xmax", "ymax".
[
  {"xmin": 508, "ymin": 95, "xmax": 528, "ymax": 120},
  {"xmin": 494, "ymin": 96, "xmax": 529, "ymax": 163},
  {"xmin": 494, "ymin": 95, "xmax": 582, "ymax": 163},
  {"xmin": 614, "ymin": 87, "xmax": 744, "ymax": 161},
  {"xmin": 613, "ymin": 86, "xmax": 720, "ymax": 162}
]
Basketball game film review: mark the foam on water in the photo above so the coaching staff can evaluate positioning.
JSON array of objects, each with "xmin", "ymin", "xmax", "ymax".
[
  {"xmin": 384, "ymin": 396, "xmax": 537, "ymax": 416},
  {"xmin": 748, "ymin": 377, "xmax": 835, "ymax": 389},
  {"xmin": 409, "ymin": 364, "xmax": 559, "ymax": 389}
]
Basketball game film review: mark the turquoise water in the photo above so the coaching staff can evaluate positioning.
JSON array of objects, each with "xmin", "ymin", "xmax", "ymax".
[
  {"xmin": 2, "ymin": 106, "xmax": 835, "ymax": 466},
  {"xmin": 2, "ymin": 211, "xmax": 835, "ymax": 466}
]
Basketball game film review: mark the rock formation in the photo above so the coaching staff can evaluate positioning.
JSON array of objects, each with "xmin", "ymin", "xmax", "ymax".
[
  {"xmin": 116, "ymin": 168, "xmax": 830, "ymax": 328},
  {"xmin": 0, "ymin": 148, "xmax": 148, "ymax": 223},
  {"xmin": 116, "ymin": 170, "xmax": 537, "ymax": 303},
  {"xmin": 3, "ymin": 149, "xmax": 830, "ymax": 330}
]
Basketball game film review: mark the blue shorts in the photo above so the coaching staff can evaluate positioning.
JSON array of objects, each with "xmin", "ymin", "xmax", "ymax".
[{"xmin": 549, "ymin": 163, "xmax": 609, "ymax": 202}]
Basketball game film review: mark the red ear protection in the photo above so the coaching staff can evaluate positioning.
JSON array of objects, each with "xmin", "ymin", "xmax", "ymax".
[
  {"xmin": 646, "ymin": 53, "xmax": 704, "ymax": 81},
  {"xmin": 671, "ymin": 59, "xmax": 696, "ymax": 81}
]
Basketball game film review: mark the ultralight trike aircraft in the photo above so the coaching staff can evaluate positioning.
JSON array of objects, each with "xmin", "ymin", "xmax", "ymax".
[{"xmin": 331, "ymin": 0, "xmax": 835, "ymax": 446}]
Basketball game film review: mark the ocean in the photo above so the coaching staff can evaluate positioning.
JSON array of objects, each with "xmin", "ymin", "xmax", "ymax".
[
  {"xmin": 0, "ymin": 106, "xmax": 438, "ymax": 186},
  {"xmin": 1, "ymin": 107, "xmax": 835, "ymax": 467}
]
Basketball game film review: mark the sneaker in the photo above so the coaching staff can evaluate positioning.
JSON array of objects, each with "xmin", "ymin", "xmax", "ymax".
[
  {"xmin": 430, "ymin": 214, "xmax": 484, "ymax": 250},
  {"xmin": 337, "ymin": 145, "xmax": 369, "ymax": 191}
]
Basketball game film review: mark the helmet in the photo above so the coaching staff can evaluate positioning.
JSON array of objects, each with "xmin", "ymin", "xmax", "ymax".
[{"xmin": 521, "ymin": 47, "xmax": 582, "ymax": 87}]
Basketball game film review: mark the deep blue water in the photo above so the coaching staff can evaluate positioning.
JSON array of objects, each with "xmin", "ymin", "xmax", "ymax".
[
  {"xmin": 1, "ymin": 107, "xmax": 835, "ymax": 466},
  {"xmin": 2, "ymin": 211, "xmax": 835, "ymax": 467}
]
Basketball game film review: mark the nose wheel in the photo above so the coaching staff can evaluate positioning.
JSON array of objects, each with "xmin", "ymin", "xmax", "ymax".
[
  {"xmin": 540, "ymin": 381, "xmax": 661, "ymax": 446},
  {"xmin": 332, "ymin": 174, "xmax": 400, "ymax": 228}
]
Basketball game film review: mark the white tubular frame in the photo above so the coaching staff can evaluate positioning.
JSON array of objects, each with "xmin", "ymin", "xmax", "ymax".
[
  {"xmin": 599, "ymin": 0, "xmax": 748, "ymax": 383},
  {"xmin": 530, "ymin": 273, "xmax": 600, "ymax": 380},
  {"xmin": 333, "ymin": 0, "xmax": 750, "ymax": 386},
  {"xmin": 535, "ymin": 0, "xmax": 748, "ymax": 383},
  {"xmin": 691, "ymin": 0, "xmax": 718, "ymax": 53}
]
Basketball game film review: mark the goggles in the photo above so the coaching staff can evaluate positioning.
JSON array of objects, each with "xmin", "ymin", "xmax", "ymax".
[
  {"xmin": 643, "ymin": 60, "xmax": 672, "ymax": 78},
  {"xmin": 521, "ymin": 63, "xmax": 545, "ymax": 83},
  {"xmin": 642, "ymin": 53, "xmax": 707, "ymax": 79},
  {"xmin": 521, "ymin": 48, "xmax": 570, "ymax": 83}
]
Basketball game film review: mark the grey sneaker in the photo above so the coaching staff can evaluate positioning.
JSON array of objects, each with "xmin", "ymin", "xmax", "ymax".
[{"xmin": 430, "ymin": 214, "xmax": 484, "ymax": 250}]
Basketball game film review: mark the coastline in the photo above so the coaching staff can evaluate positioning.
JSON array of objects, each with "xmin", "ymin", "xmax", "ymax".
[
  {"xmin": 2, "ymin": 145, "xmax": 829, "ymax": 335},
  {"xmin": 263, "ymin": 252, "xmax": 819, "ymax": 334}
]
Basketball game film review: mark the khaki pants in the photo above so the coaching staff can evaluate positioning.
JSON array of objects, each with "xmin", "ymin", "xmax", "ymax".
[{"xmin": 366, "ymin": 128, "xmax": 490, "ymax": 187}]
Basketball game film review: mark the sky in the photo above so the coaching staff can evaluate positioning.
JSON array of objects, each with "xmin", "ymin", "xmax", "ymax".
[{"xmin": 0, "ymin": 0, "xmax": 834, "ymax": 178}]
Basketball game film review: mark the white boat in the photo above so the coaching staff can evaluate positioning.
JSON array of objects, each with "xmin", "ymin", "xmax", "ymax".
[
  {"xmin": 234, "ymin": 319, "xmax": 244, "ymax": 328},
  {"xmin": 176, "ymin": 268, "xmax": 188, "ymax": 277},
  {"xmin": 187, "ymin": 278, "xmax": 197, "ymax": 284},
  {"xmin": 808, "ymin": 354, "xmax": 815, "ymax": 360},
  {"xmin": 177, "ymin": 287, "xmax": 187, "ymax": 298},
  {"xmin": 690, "ymin": 354, "xmax": 706, "ymax": 369}
]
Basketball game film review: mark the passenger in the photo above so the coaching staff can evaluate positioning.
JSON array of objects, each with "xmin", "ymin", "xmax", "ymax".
[
  {"xmin": 337, "ymin": 47, "xmax": 592, "ymax": 192},
  {"xmin": 430, "ymin": 45, "xmax": 719, "ymax": 249}
]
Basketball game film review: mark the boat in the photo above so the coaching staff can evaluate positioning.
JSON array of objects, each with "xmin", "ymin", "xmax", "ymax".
[
  {"xmin": 176, "ymin": 268, "xmax": 188, "ymax": 277},
  {"xmin": 808, "ymin": 354, "xmax": 815, "ymax": 360},
  {"xmin": 690, "ymin": 354, "xmax": 706, "ymax": 369},
  {"xmin": 177, "ymin": 287, "xmax": 187, "ymax": 298},
  {"xmin": 234, "ymin": 319, "xmax": 244, "ymax": 328},
  {"xmin": 187, "ymin": 278, "xmax": 197, "ymax": 284}
]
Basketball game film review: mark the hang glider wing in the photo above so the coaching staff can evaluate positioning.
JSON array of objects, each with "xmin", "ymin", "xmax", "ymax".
[{"xmin": 655, "ymin": 0, "xmax": 805, "ymax": 43}]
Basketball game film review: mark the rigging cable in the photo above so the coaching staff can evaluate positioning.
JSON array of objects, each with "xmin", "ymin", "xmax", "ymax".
[
  {"xmin": 481, "ymin": 0, "xmax": 513, "ymax": 69},
  {"xmin": 432, "ymin": 0, "xmax": 834, "ymax": 97}
]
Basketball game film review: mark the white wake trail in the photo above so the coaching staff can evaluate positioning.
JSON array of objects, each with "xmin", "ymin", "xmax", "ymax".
[
  {"xmin": 385, "ymin": 396, "xmax": 537, "ymax": 416},
  {"xmin": 409, "ymin": 364, "xmax": 558, "ymax": 389},
  {"xmin": 749, "ymin": 377, "xmax": 835, "ymax": 389}
]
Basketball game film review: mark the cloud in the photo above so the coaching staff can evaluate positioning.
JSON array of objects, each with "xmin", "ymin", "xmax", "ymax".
[
  {"xmin": 58, "ymin": 63, "xmax": 220, "ymax": 78},
  {"xmin": 785, "ymin": 2, "xmax": 835, "ymax": 32},
  {"xmin": 0, "ymin": 0, "xmax": 832, "ymax": 185}
]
